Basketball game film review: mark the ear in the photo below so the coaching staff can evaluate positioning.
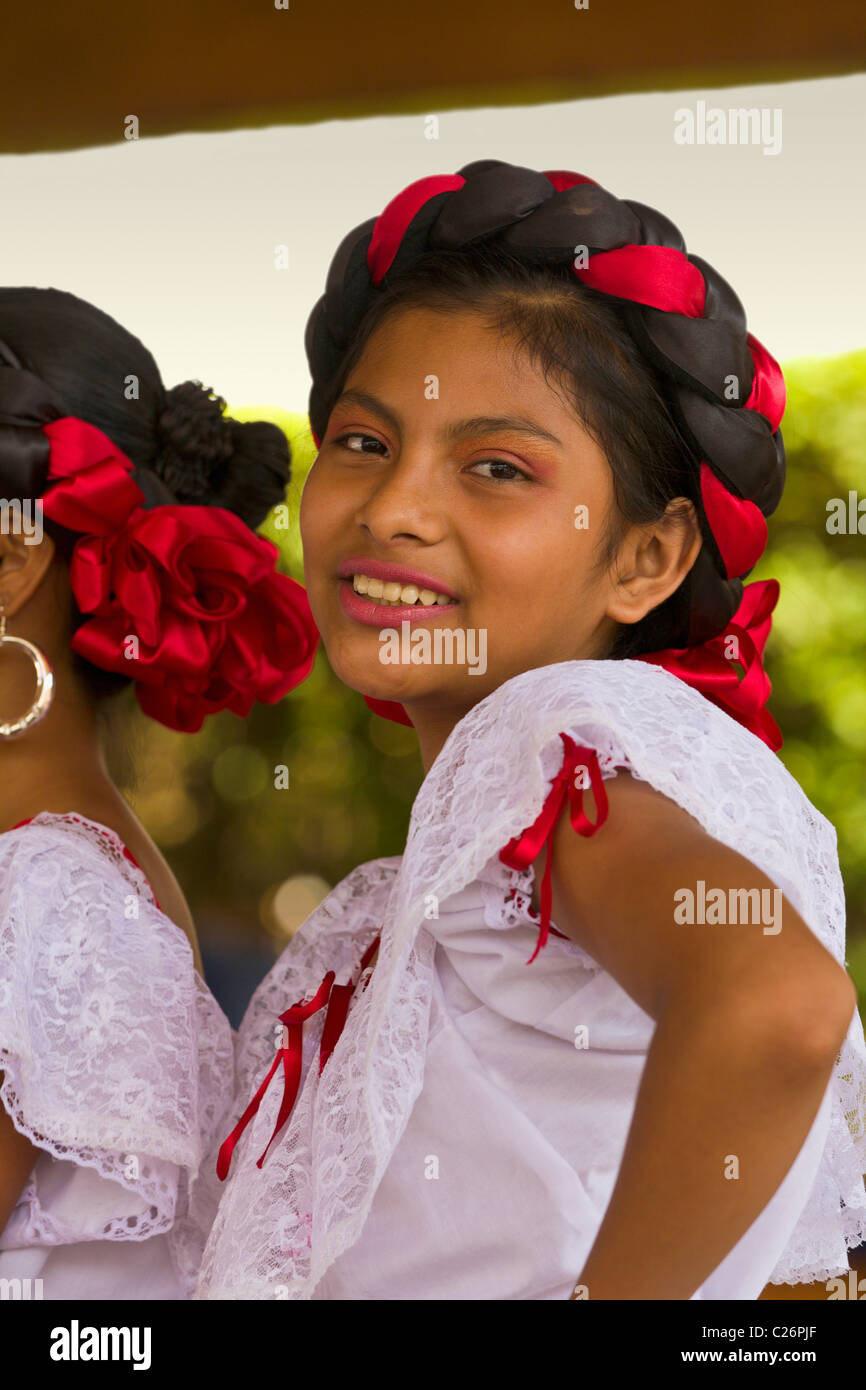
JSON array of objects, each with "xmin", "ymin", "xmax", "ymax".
[
  {"xmin": 0, "ymin": 528, "xmax": 57, "ymax": 618},
  {"xmin": 605, "ymin": 498, "xmax": 702, "ymax": 627}
]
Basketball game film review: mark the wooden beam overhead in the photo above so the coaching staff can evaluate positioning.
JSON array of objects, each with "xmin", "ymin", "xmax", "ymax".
[{"xmin": 3, "ymin": 0, "xmax": 864, "ymax": 153}]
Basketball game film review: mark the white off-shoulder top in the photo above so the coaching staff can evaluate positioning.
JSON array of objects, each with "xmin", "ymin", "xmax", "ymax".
[
  {"xmin": 0, "ymin": 812, "xmax": 234, "ymax": 1299},
  {"xmin": 196, "ymin": 660, "xmax": 866, "ymax": 1301}
]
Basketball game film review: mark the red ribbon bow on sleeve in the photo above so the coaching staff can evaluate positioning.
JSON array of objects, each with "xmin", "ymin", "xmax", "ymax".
[{"xmin": 499, "ymin": 734, "xmax": 609, "ymax": 964}]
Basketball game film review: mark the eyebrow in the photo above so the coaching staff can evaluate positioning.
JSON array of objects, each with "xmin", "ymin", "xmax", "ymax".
[{"xmin": 333, "ymin": 388, "xmax": 564, "ymax": 448}]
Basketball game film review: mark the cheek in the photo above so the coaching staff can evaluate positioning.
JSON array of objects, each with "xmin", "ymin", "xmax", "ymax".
[
  {"xmin": 477, "ymin": 508, "xmax": 591, "ymax": 607},
  {"xmin": 471, "ymin": 513, "xmax": 607, "ymax": 666},
  {"xmin": 298, "ymin": 461, "xmax": 323, "ymax": 545},
  {"xmin": 299, "ymin": 463, "xmax": 343, "ymax": 572}
]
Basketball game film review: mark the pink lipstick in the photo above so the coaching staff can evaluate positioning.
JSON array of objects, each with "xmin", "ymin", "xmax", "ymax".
[{"xmin": 337, "ymin": 556, "xmax": 459, "ymax": 627}]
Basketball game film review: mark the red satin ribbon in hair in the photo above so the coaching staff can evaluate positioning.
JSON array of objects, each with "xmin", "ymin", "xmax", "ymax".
[
  {"xmin": 637, "ymin": 578, "xmax": 782, "ymax": 752},
  {"xmin": 743, "ymin": 331, "xmax": 786, "ymax": 433},
  {"xmin": 573, "ymin": 243, "xmax": 707, "ymax": 318},
  {"xmin": 41, "ymin": 417, "xmax": 143, "ymax": 532},
  {"xmin": 499, "ymin": 734, "xmax": 609, "ymax": 964},
  {"xmin": 216, "ymin": 934, "xmax": 380, "ymax": 1181},
  {"xmin": 543, "ymin": 170, "xmax": 599, "ymax": 193},
  {"xmin": 367, "ymin": 173, "xmax": 466, "ymax": 285},
  {"xmin": 699, "ymin": 461, "xmax": 768, "ymax": 580}
]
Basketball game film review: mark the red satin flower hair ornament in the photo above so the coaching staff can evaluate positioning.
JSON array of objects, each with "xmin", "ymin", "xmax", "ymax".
[{"xmin": 40, "ymin": 417, "xmax": 319, "ymax": 733}]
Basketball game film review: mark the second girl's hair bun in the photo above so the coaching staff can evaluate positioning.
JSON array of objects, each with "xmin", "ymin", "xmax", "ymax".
[
  {"xmin": 154, "ymin": 379, "xmax": 291, "ymax": 530},
  {"xmin": 156, "ymin": 381, "xmax": 235, "ymax": 498}
]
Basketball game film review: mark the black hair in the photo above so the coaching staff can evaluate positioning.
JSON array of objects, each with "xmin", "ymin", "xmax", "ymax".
[
  {"xmin": 0, "ymin": 287, "xmax": 291, "ymax": 700},
  {"xmin": 312, "ymin": 240, "xmax": 710, "ymax": 657}
]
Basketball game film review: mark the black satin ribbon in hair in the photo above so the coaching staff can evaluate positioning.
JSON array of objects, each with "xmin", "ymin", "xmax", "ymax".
[
  {"xmin": 134, "ymin": 466, "xmax": 181, "ymax": 509},
  {"xmin": 0, "ymin": 340, "xmax": 180, "ymax": 511},
  {"xmin": 0, "ymin": 363, "xmax": 66, "ymax": 426},
  {"xmin": 0, "ymin": 357, "xmax": 66, "ymax": 500},
  {"xmin": 0, "ymin": 338, "xmax": 22, "ymax": 369}
]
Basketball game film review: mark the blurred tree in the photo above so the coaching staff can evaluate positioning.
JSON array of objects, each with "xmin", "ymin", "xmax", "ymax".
[{"xmin": 750, "ymin": 350, "xmax": 866, "ymax": 971}]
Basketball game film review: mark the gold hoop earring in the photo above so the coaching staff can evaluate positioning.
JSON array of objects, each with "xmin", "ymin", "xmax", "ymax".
[{"xmin": 0, "ymin": 603, "xmax": 55, "ymax": 738}]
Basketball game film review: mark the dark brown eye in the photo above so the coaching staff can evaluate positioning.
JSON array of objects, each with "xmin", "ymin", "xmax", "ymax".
[
  {"xmin": 469, "ymin": 459, "xmax": 528, "ymax": 481},
  {"xmin": 337, "ymin": 432, "xmax": 386, "ymax": 454}
]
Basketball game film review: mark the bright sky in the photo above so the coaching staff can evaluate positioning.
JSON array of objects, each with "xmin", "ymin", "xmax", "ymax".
[{"xmin": 1, "ymin": 74, "xmax": 863, "ymax": 413}]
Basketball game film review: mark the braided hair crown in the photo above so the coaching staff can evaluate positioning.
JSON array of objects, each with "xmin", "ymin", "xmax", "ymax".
[{"xmin": 305, "ymin": 159, "xmax": 786, "ymax": 649}]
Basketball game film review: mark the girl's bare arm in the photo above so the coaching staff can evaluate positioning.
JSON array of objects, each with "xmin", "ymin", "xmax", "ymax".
[{"xmin": 543, "ymin": 772, "xmax": 856, "ymax": 1300}]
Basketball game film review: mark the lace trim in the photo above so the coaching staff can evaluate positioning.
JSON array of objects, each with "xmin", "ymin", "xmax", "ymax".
[
  {"xmin": 9, "ymin": 810, "xmax": 160, "ymax": 905},
  {"xmin": 0, "ymin": 813, "xmax": 234, "ymax": 1267},
  {"xmin": 477, "ymin": 852, "xmax": 603, "ymax": 975}
]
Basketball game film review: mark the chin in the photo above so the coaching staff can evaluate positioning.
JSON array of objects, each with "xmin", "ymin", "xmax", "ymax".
[
  {"xmin": 321, "ymin": 637, "xmax": 399, "ymax": 695},
  {"xmin": 327, "ymin": 646, "xmax": 442, "ymax": 705}
]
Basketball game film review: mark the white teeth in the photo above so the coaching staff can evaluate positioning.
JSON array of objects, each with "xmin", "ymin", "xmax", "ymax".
[{"xmin": 351, "ymin": 573, "xmax": 454, "ymax": 606}]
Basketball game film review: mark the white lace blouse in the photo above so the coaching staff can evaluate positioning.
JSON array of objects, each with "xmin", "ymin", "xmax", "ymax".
[
  {"xmin": 0, "ymin": 812, "xmax": 234, "ymax": 1299},
  {"xmin": 196, "ymin": 660, "xmax": 866, "ymax": 1301}
]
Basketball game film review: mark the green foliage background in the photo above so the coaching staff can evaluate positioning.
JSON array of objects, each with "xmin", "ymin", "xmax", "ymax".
[{"xmin": 119, "ymin": 353, "xmax": 866, "ymax": 1000}]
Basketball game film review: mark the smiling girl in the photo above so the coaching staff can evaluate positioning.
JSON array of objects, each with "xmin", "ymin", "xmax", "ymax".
[{"xmin": 202, "ymin": 161, "xmax": 866, "ymax": 1300}]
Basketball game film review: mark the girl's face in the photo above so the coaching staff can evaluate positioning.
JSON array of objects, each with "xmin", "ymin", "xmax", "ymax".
[{"xmin": 300, "ymin": 305, "xmax": 690, "ymax": 750}]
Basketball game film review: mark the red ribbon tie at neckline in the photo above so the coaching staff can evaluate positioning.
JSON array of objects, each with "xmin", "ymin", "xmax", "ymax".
[
  {"xmin": 499, "ymin": 734, "xmax": 609, "ymax": 965},
  {"xmin": 216, "ymin": 970, "xmax": 334, "ymax": 1181},
  {"xmin": 216, "ymin": 934, "xmax": 381, "ymax": 1181},
  {"xmin": 318, "ymin": 934, "xmax": 380, "ymax": 1073}
]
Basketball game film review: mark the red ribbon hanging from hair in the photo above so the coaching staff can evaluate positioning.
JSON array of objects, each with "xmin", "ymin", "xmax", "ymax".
[
  {"xmin": 499, "ymin": 734, "xmax": 609, "ymax": 964},
  {"xmin": 637, "ymin": 578, "xmax": 782, "ymax": 752}
]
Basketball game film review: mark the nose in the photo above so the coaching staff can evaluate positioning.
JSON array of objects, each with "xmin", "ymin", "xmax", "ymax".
[{"xmin": 354, "ymin": 447, "xmax": 447, "ymax": 546}]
